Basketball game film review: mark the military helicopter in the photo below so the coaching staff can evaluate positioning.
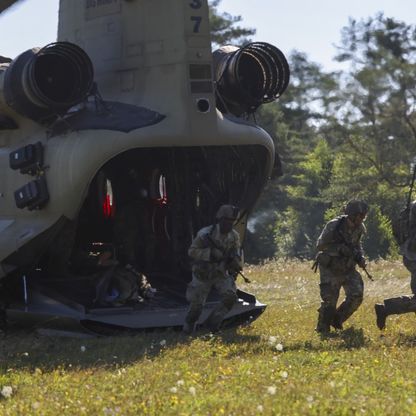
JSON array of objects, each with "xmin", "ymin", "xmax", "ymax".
[{"xmin": 0, "ymin": 0, "xmax": 289, "ymax": 335}]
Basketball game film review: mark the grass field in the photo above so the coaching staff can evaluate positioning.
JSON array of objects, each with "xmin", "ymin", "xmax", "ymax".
[{"xmin": 1, "ymin": 260, "xmax": 416, "ymax": 415}]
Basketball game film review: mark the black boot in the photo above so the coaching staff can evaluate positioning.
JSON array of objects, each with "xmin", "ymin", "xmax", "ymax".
[
  {"xmin": 182, "ymin": 321, "xmax": 197, "ymax": 334},
  {"xmin": 183, "ymin": 304, "xmax": 202, "ymax": 334},
  {"xmin": 374, "ymin": 304, "xmax": 387, "ymax": 330},
  {"xmin": 316, "ymin": 305, "xmax": 335, "ymax": 334},
  {"xmin": 332, "ymin": 313, "xmax": 343, "ymax": 330},
  {"xmin": 205, "ymin": 306, "xmax": 228, "ymax": 333}
]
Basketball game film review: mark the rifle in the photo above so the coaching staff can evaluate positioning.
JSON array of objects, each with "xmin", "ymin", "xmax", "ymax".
[
  {"xmin": 362, "ymin": 267, "xmax": 374, "ymax": 281},
  {"xmin": 204, "ymin": 234, "xmax": 251, "ymax": 283},
  {"xmin": 335, "ymin": 217, "xmax": 374, "ymax": 281}
]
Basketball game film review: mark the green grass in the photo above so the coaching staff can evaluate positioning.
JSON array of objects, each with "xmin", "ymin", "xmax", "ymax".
[{"xmin": 1, "ymin": 259, "xmax": 416, "ymax": 415}]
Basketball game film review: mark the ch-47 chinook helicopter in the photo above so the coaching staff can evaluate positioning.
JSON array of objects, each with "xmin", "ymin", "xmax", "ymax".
[{"xmin": 0, "ymin": 0, "xmax": 289, "ymax": 335}]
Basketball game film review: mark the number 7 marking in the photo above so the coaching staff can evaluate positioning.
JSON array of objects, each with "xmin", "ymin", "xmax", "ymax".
[{"xmin": 191, "ymin": 16, "xmax": 202, "ymax": 33}]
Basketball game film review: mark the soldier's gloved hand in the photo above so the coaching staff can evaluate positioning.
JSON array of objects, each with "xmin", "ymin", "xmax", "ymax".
[
  {"xmin": 227, "ymin": 256, "xmax": 242, "ymax": 274},
  {"xmin": 210, "ymin": 248, "xmax": 224, "ymax": 262},
  {"xmin": 338, "ymin": 244, "xmax": 353, "ymax": 257},
  {"xmin": 357, "ymin": 256, "xmax": 366, "ymax": 269}
]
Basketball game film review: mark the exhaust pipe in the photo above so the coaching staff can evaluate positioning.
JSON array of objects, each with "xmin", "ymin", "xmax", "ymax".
[
  {"xmin": 3, "ymin": 42, "xmax": 94, "ymax": 122},
  {"xmin": 213, "ymin": 42, "xmax": 290, "ymax": 117}
]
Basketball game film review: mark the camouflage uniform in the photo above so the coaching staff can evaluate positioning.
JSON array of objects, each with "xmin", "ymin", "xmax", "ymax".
[
  {"xmin": 316, "ymin": 215, "xmax": 366, "ymax": 333},
  {"xmin": 104, "ymin": 265, "xmax": 154, "ymax": 306},
  {"xmin": 375, "ymin": 201, "xmax": 416, "ymax": 329},
  {"xmin": 184, "ymin": 205, "xmax": 242, "ymax": 333}
]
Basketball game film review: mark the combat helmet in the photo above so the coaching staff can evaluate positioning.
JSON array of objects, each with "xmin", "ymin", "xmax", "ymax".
[
  {"xmin": 344, "ymin": 200, "xmax": 369, "ymax": 216},
  {"xmin": 216, "ymin": 205, "xmax": 239, "ymax": 220}
]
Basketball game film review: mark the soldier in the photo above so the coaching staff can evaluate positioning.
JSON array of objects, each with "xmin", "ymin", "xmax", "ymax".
[
  {"xmin": 183, "ymin": 204, "xmax": 242, "ymax": 334},
  {"xmin": 375, "ymin": 200, "xmax": 416, "ymax": 330},
  {"xmin": 314, "ymin": 200, "xmax": 369, "ymax": 334}
]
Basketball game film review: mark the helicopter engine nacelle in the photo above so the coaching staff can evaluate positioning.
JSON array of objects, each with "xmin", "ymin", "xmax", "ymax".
[
  {"xmin": 213, "ymin": 42, "xmax": 290, "ymax": 117},
  {"xmin": 0, "ymin": 42, "xmax": 93, "ymax": 122}
]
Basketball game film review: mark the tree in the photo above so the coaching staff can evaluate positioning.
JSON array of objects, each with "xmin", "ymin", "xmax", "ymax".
[
  {"xmin": 209, "ymin": 0, "xmax": 256, "ymax": 47},
  {"xmin": 246, "ymin": 52, "xmax": 340, "ymax": 261},
  {"xmin": 334, "ymin": 14, "xmax": 416, "ymax": 189},
  {"xmin": 251, "ymin": 15, "xmax": 416, "ymax": 261}
]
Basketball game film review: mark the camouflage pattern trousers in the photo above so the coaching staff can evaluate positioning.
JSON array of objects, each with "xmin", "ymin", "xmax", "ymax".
[
  {"xmin": 317, "ymin": 265, "xmax": 364, "ymax": 332},
  {"xmin": 184, "ymin": 273, "xmax": 238, "ymax": 331},
  {"xmin": 381, "ymin": 258, "xmax": 416, "ymax": 315}
]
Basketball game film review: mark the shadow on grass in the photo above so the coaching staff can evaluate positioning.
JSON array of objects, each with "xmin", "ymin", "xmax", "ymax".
[
  {"xmin": 395, "ymin": 332, "xmax": 416, "ymax": 347},
  {"xmin": 286, "ymin": 327, "xmax": 368, "ymax": 352},
  {"xmin": 0, "ymin": 325, "xmax": 262, "ymax": 372},
  {"xmin": 339, "ymin": 327, "xmax": 366, "ymax": 348}
]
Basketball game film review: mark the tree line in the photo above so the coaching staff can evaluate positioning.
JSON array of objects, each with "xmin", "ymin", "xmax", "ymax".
[{"xmin": 209, "ymin": 2, "xmax": 416, "ymax": 262}]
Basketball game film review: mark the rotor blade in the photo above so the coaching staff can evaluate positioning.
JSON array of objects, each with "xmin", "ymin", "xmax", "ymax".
[{"xmin": 0, "ymin": 0, "xmax": 24, "ymax": 14}]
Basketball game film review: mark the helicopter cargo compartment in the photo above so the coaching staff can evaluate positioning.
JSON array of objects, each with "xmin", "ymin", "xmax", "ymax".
[{"xmin": 3, "ymin": 145, "xmax": 269, "ymax": 334}]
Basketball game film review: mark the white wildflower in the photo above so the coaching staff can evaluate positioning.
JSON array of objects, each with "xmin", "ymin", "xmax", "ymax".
[
  {"xmin": 280, "ymin": 371, "xmax": 288, "ymax": 379},
  {"xmin": 268, "ymin": 336, "xmax": 277, "ymax": 346},
  {"xmin": 408, "ymin": 398, "xmax": 414, "ymax": 404},
  {"xmin": 275, "ymin": 343, "xmax": 284, "ymax": 352},
  {"xmin": 329, "ymin": 381, "xmax": 336, "ymax": 388},
  {"xmin": 80, "ymin": 346, "xmax": 86, "ymax": 352},
  {"xmin": 257, "ymin": 404, "xmax": 264, "ymax": 413},
  {"xmin": 306, "ymin": 395, "xmax": 314, "ymax": 403},
  {"xmin": 177, "ymin": 380, "xmax": 185, "ymax": 386},
  {"xmin": 160, "ymin": 339, "xmax": 167, "ymax": 347},
  {"xmin": 1, "ymin": 386, "xmax": 13, "ymax": 399},
  {"xmin": 32, "ymin": 402, "xmax": 40, "ymax": 410},
  {"xmin": 189, "ymin": 386, "xmax": 196, "ymax": 396},
  {"xmin": 169, "ymin": 387, "xmax": 178, "ymax": 393},
  {"xmin": 267, "ymin": 385, "xmax": 276, "ymax": 395}
]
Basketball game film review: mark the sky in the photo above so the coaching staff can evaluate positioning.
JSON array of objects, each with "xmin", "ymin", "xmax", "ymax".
[{"xmin": 0, "ymin": 0, "xmax": 416, "ymax": 71}]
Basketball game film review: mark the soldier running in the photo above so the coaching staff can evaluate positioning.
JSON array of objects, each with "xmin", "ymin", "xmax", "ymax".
[
  {"xmin": 183, "ymin": 205, "xmax": 242, "ymax": 334},
  {"xmin": 314, "ymin": 200, "xmax": 369, "ymax": 334},
  {"xmin": 375, "ymin": 199, "xmax": 416, "ymax": 329}
]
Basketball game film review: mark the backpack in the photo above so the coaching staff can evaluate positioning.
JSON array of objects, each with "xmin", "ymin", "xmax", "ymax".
[{"xmin": 392, "ymin": 206, "xmax": 410, "ymax": 246}]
